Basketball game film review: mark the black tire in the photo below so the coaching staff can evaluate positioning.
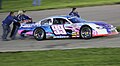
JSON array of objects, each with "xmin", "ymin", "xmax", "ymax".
[
  {"xmin": 80, "ymin": 26, "xmax": 92, "ymax": 39},
  {"xmin": 33, "ymin": 28, "xmax": 46, "ymax": 41}
]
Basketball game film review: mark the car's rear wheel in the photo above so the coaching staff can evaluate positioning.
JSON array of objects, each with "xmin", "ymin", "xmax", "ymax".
[
  {"xmin": 33, "ymin": 28, "xmax": 46, "ymax": 41},
  {"xmin": 80, "ymin": 26, "xmax": 92, "ymax": 39}
]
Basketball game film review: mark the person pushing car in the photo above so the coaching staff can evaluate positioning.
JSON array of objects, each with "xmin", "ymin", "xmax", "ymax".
[
  {"xmin": 9, "ymin": 11, "xmax": 21, "ymax": 40},
  {"xmin": 10, "ymin": 10, "xmax": 33, "ymax": 40},
  {"xmin": 2, "ymin": 11, "xmax": 18, "ymax": 41}
]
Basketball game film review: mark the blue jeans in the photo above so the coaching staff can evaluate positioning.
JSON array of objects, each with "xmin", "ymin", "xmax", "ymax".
[
  {"xmin": 33, "ymin": 0, "xmax": 41, "ymax": 6},
  {"xmin": 2, "ymin": 24, "xmax": 11, "ymax": 40}
]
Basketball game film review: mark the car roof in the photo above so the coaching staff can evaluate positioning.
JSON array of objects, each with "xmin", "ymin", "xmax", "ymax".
[{"xmin": 46, "ymin": 15, "xmax": 72, "ymax": 19}]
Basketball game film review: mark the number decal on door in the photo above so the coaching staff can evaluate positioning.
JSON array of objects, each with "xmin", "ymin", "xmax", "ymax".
[{"xmin": 51, "ymin": 25, "xmax": 67, "ymax": 35}]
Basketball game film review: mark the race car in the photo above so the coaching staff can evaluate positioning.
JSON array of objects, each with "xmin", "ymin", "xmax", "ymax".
[{"xmin": 18, "ymin": 15, "xmax": 119, "ymax": 41}]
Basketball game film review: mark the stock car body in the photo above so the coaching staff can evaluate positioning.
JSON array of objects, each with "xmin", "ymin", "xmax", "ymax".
[{"xmin": 18, "ymin": 16, "xmax": 119, "ymax": 41}]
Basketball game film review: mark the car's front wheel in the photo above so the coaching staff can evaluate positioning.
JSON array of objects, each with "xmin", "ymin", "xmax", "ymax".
[
  {"xmin": 80, "ymin": 26, "xmax": 92, "ymax": 39},
  {"xmin": 33, "ymin": 28, "xmax": 46, "ymax": 41}
]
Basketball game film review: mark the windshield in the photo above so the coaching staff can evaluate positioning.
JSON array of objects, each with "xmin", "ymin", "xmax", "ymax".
[{"xmin": 68, "ymin": 17, "xmax": 86, "ymax": 23}]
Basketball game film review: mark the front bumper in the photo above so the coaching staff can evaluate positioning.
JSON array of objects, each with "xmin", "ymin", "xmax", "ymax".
[{"xmin": 92, "ymin": 27, "xmax": 119, "ymax": 37}]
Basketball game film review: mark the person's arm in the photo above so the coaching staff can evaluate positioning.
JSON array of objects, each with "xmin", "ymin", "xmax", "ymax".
[
  {"xmin": 17, "ymin": 15, "xmax": 22, "ymax": 21},
  {"xmin": 69, "ymin": 12, "xmax": 72, "ymax": 15},
  {"xmin": 24, "ymin": 15, "xmax": 31, "ymax": 20},
  {"xmin": 69, "ymin": 12, "xmax": 75, "ymax": 17},
  {"xmin": 13, "ymin": 16, "xmax": 19, "ymax": 22},
  {"xmin": 22, "ymin": 15, "xmax": 32, "ymax": 23},
  {"xmin": 75, "ymin": 12, "xmax": 80, "ymax": 17},
  {"xmin": 24, "ymin": 15, "xmax": 32, "ymax": 22},
  {"xmin": 69, "ymin": 9, "xmax": 74, "ymax": 15}
]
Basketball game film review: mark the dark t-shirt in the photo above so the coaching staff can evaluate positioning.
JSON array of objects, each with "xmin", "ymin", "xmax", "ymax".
[{"xmin": 2, "ymin": 15, "xmax": 17, "ymax": 25}]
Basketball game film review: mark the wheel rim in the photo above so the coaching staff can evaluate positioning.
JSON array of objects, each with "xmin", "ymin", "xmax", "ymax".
[
  {"xmin": 34, "ymin": 28, "xmax": 44, "ymax": 40},
  {"xmin": 81, "ymin": 27, "xmax": 92, "ymax": 39}
]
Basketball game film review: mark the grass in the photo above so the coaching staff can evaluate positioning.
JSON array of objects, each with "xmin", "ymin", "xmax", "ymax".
[
  {"xmin": 1, "ymin": 0, "xmax": 120, "ymax": 12},
  {"xmin": 117, "ymin": 26, "xmax": 120, "ymax": 32},
  {"xmin": 0, "ymin": 48, "xmax": 120, "ymax": 66}
]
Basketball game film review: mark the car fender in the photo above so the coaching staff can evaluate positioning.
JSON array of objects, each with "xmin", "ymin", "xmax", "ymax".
[{"xmin": 33, "ymin": 25, "xmax": 53, "ymax": 33}]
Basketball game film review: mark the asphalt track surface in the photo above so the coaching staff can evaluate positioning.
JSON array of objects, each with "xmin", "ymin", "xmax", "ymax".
[{"xmin": 0, "ymin": 5, "xmax": 120, "ymax": 52}]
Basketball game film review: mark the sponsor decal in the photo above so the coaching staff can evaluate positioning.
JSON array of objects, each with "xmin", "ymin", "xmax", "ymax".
[
  {"xmin": 54, "ymin": 36, "xmax": 69, "ymax": 38},
  {"xmin": 72, "ymin": 32, "xmax": 77, "ymax": 36},
  {"xmin": 21, "ymin": 23, "xmax": 41, "ymax": 28},
  {"xmin": 93, "ymin": 30, "xmax": 98, "ymax": 35},
  {"xmin": 51, "ymin": 25, "xmax": 67, "ymax": 35}
]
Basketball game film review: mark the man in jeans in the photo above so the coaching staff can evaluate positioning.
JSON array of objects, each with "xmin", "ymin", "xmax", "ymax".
[
  {"xmin": 33, "ymin": 0, "xmax": 41, "ymax": 6},
  {"xmin": 2, "ymin": 11, "xmax": 18, "ymax": 41}
]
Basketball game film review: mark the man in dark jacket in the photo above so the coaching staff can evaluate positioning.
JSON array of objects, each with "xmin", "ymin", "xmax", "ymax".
[
  {"xmin": 9, "ymin": 17, "xmax": 20, "ymax": 40},
  {"xmin": 69, "ymin": 8, "xmax": 80, "ymax": 18},
  {"xmin": 2, "ymin": 11, "xmax": 18, "ymax": 41},
  {"xmin": 9, "ymin": 11, "xmax": 22, "ymax": 40},
  {"xmin": 22, "ymin": 10, "xmax": 32, "ymax": 24}
]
